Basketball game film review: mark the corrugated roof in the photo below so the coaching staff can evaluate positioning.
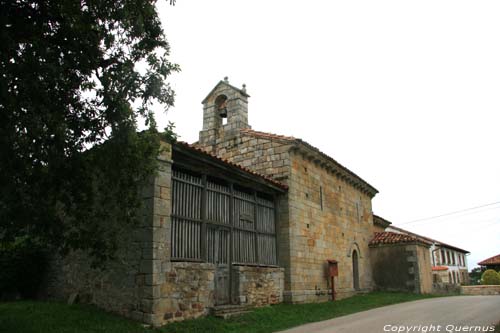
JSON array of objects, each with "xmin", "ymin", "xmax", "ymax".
[
  {"xmin": 174, "ymin": 141, "xmax": 288, "ymax": 190},
  {"xmin": 478, "ymin": 254, "xmax": 500, "ymax": 266},
  {"xmin": 369, "ymin": 231, "xmax": 432, "ymax": 246}
]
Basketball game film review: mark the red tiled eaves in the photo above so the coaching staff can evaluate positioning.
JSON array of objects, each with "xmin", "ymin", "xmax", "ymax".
[
  {"xmin": 478, "ymin": 254, "xmax": 500, "ymax": 266},
  {"xmin": 174, "ymin": 142, "xmax": 288, "ymax": 190},
  {"xmin": 239, "ymin": 128, "xmax": 378, "ymax": 197},
  {"xmin": 388, "ymin": 225, "xmax": 469, "ymax": 254},
  {"xmin": 369, "ymin": 232, "xmax": 432, "ymax": 246},
  {"xmin": 432, "ymin": 266, "xmax": 449, "ymax": 271}
]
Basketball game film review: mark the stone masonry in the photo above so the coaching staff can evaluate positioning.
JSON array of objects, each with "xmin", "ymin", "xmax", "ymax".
[
  {"xmin": 43, "ymin": 142, "xmax": 173, "ymax": 326},
  {"xmin": 233, "ymin": 265, "xmax": 284, "ymax": 306},
  {"xmin": 196, "ymin": 79, "xmax": 379, "ymax": 303},
  {"xmin": 43, "ymin": 139, "xmax": 287, "ymax": 327},
  {"xmin": 369, "ymin": 243, "xmax": 433, "ymax": 294}
]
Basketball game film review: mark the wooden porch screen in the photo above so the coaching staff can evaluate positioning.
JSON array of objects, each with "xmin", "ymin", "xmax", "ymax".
[{"xmin": 171, "ymin": 168, "xmax": 278, "ymax": 266}]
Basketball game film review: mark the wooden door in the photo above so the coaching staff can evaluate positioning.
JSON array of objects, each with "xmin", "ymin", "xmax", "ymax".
[{"xmin": 207, "ymin": 225, "xmax": 230, "ymax": 305}]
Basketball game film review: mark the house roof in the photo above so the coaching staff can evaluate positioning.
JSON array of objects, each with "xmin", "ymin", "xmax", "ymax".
[
  {"xmin": 388, "ymin": 225, "xmax": 470, "ymax": 254},
  {"xmin": 478, "ymin": 254, "xmax": 500, "ymax": 266},
  {"xmin": 173, "ymin": 142, "xmax": 288, "ymax": 191},
  {"xmin": 432, "ymin": 266, "xmax": 449, "ymax": 271},
  {"xmin": 373, "ymin": 215, "xmax": 392, "ymax": 229},
  {"xmin": 369, "ymin": 231, "xmax": 432, "ymax": 247},
  {"xmin": 239, "ymin": 128, "xmax": 378, "ymax": 198}
]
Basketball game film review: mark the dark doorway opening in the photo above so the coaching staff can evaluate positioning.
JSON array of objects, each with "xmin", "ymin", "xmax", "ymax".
[{"xmin": 352, "ymin": 250, "xmax": 360, "ymax": 291}]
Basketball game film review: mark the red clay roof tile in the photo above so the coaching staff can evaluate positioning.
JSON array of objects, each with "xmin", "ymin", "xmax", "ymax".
[
  {"xmin": 432, "ymin": 266, "xmax": 449, "ymax": 271},
  {"xmin": 478, "ymin": 254, "xmax": 500, "ymax": 266},
  {"xmin": 369, "ymin": 231, "xmax": 432, "ymax": 246}
]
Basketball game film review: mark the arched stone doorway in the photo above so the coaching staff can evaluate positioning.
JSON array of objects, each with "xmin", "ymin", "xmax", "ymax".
[{"xmin": 352, "ymin": 250, "xmax": 360, "ymax": 291}]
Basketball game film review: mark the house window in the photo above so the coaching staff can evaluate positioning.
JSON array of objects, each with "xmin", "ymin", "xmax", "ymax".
[
  {"xmin": 447, "ymin": 251, "xmax": 451, "ymax": 264},
  {"xmin": 441, "ymin": 250, "xmax": 445, "ymax": 264},
  {"xmin": 452, "ymin": 252, "xmax": 456, "ymax": 265}
]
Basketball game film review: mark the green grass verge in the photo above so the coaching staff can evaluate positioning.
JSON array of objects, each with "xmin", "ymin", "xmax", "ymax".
[{"xmin": 0, "ymin": 292, "xmax": 440, "ymax": 333}]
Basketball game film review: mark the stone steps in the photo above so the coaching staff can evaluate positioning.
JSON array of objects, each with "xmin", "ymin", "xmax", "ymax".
[{"xmin": 211, "ymin": 304, "xmax": 254, "ymax": 319}]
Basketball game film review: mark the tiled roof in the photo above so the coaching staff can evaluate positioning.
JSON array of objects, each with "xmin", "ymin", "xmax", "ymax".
[
  {"xmin": 240, "ymin": 128, "xmax": 296, "ymax": 142},
  {"xmin": 369, "ymin": 232, "xmax": 432, "ymax": 246},
  {"xmin": 239, "ymin": 128, "xmax": 378, "ymax": 197},
  {"xmin": 432, "ymin": 266, "xmax": 449, "ymax": 271},
  {"xmin": 388, "ymin": 225, "xmax": 469, "ymax": 254},
  {"xmin": 478, "ymin": 254, "xmax": 500, "ymax": 266},
  {"xmin": 174, "ymin": 142, "xmax": 288, "ymax": 190}
]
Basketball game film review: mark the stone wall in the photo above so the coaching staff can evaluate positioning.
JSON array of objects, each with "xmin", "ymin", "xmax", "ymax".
[
  {"xmin": 432, "ymin": 283, "xmax": 461, "ymax": 294},
  {"xmin": 233, "ymin": 265, "xmax": 284, "ymax": 306},
  {"xmin": 370, "ymin": 244, "xmax": 413, "ymax": 292},
  {"xmin": 416, "ymin": 244, "xmax": 433, "ymax": 293},
  {"xmin": 41, "ymin": 246, "xmax": 143, "ymax": 317},
  {"xmin": 41, "ymin": 141, "xmax": 289, "ymax": 327},
  {"xmin": 199, "ymin": 130, "xmax": 293, "ymax": 182},
  {"xmin": 154, "ymin": 262, "xmax": 215, "ymax": 323},
  {"xmin": 42, "ymin": 143, "xmax": 173, "ymax": 326},
  {"xmin": 284, "ymin": 150, "xmax": 375, "ymax": 303},
  {"xmin": 461, "ymin": 285, "xmax": 500, "ymax": 295},
  {"xmin": 370, "ymin": 243, "xmax": 432, "ymax": 294},
  {"xmin": 198, "ymin": 130, "xmax": 377, "ymax": 303}
]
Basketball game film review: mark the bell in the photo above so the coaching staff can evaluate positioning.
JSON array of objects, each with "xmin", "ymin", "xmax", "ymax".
[{"xmin": 219, "ymin": 107, "xmax": 227, "ymax": 118}]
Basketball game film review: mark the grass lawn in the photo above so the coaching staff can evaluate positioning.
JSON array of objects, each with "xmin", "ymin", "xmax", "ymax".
[{"xmin": 0, "ymin": 292, "xmax": 438, "ymax": 333}]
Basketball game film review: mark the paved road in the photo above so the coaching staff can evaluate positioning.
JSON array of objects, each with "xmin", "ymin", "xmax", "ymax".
[{"xmin": 279, "ymin": 296, "xmax": 500, "ymax": 333}]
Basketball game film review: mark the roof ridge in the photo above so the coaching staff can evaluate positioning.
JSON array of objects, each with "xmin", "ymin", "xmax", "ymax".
[
  {"xmin": 478, "ymin": 253, "xmax": 500, "ymax": 265},
  {"xmin": 239, "ymin": 128, "xmax": 378, "ymax": 197},
  {"xmin": 370, "ymin": 231, "xmax": 432, "ymax": 246},
  {"xmin": 239, "ymin": 128, "xmax": 296, "ymax": 141},
  {"xmin": 389, "ymin": 225, "xmax": 469, "ymax": 253}
]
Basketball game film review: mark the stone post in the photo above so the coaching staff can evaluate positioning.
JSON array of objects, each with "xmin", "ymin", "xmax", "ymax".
[{"xmin": 137, "ymin": 141, "xmax": 172, "ymax": 326}]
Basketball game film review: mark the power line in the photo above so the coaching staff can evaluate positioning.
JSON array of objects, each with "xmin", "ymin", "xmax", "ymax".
[
  {"xmin": 400, "ymin": 201, "xmax": 500, "ymax": 225},
  {"xmin": 399, "ymin": 205, "xmax": 500, "ymax": 226}
]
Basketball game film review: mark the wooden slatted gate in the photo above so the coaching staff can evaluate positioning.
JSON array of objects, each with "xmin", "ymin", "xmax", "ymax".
[{"xmin": 171, "ymin": 168, "xmax": 278, "ymax": 305}]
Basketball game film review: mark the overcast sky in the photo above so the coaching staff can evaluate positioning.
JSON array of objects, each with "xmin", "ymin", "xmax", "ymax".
[{"xmin": 155, "ymin": 0, "xmax": 500, "ymax": 268}]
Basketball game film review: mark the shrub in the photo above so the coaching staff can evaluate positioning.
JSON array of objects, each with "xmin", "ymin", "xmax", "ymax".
[
  {"xmin": 481, "ymin": 269, "xmax": 500, "ymax": 285},
  {"xmin": 0, "ymin": 237, "xmax": 48, "ymax": 299}
]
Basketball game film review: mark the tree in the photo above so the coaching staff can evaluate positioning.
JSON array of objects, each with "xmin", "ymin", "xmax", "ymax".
[
  {"xmin": 481, "ymin": 269, "xmax": 500, "ymax": 285},
  {"xmin": 468, "ymin": 267, "xmax": 484, "ymax": 285},
  {"xmin": 0, "ymin": 0, "xmax": 179, "ymax": 263}
]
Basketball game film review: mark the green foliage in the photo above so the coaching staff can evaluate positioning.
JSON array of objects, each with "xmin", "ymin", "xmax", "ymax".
[
  {"xmin": 160, "ymin": 121, "xmax": 178, "ymax": 143},
  {"xmin": 0, "ymin": 238, "xmax": 48, "ymax": 299},
  {"xmin": 468, "ymin": 267, "xmax": 484, "ymax": 285},
  {"xmin": 481, "ymin": 269, "xmax": 500, "ymax": 285},
  {"xmin": 0, "ymin": 0, "xmax": 178, "ymax": 264},
  {"xmin": 0, "ymin": 293, "xmax": 440, "ymax": 333}
]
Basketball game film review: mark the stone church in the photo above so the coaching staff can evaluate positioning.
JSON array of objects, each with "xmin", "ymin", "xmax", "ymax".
[
  {"xmin": 45, "ymin": 78, "xmax": 463, "ymax": 327},
  {"xmin": 195, "ymin": 78, "xmax": 379, "ymax": 303}
]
